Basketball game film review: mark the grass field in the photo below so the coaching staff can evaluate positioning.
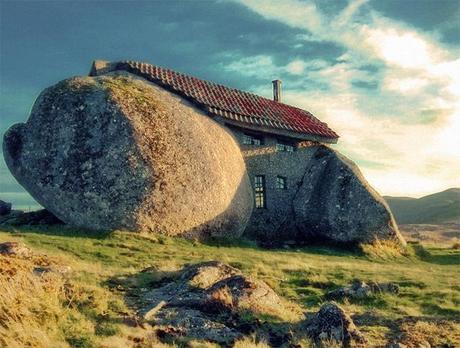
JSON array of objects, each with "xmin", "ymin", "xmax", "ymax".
[{"xmin": 0, "ymin": 225, "xmax": 459, "ymax": 347}]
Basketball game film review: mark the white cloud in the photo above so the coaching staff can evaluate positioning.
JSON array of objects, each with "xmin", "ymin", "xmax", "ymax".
[
  {"xmin": 222, "ymin": 55, "xmax": 279, "ymax": 78},
  {"xmin": 239, "ymin": 0, "xmax": 323, "ymax": 33},
  {"xmin": 229, "ymin": 0, "xmax": 460, "ymax": 196},
  {"xmin": 286, "ymin": 60, "xmax": 306, "ymax": 75},
  {"xmin": 384, "ymin": 76, "xmax": 429, "ymax": 94},
  {"xmin": 363, "ymin": 27, "xmax": 437, "ymax": 69}
]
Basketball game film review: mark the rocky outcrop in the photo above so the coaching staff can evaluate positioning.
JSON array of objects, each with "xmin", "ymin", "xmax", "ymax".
[
  {"xmin": 0, "ymin": 200, "xmax": 12, "ymax": 216},
  {"xmin": 3, "ymin": 73, "xmax": 253, "ymax": 238},
  {"xmin": 326, "ymin": 280, "xmax": 399, "ymax": 300},
  {"xmin": 241, "ymin": 141, "xmax": 404, "ymax": 246},
  {"xmin": 141, "ymin": 261, "xmax": 291, "ymax": 319},
  {"xmin": 139, "ymin": 261, "xmax": 299, "ymax": 345},
  {"xmin": 0, "ymin": 209, "xmax": 63, "ymax": 226},
  {"xmin": 305, "ymin": 302, "xmax": 366, "ymax": 347},
  {"xmin": 290, "ymin": 145, "xmax": 404, "ymax": 245}
]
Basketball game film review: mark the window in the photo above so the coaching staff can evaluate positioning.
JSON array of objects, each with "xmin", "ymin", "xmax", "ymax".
[
  {"xmin": 276, "ymin": 176, "xmax": 287, "ymax": 190},
  {"xmin": 254, "ymin": 175, "xmax": 266, "ymax": 208},
  {"xmin": 243, "ymin": 133, "xmax": 263, "ymax": 146},
  {"xmin": 276, "ymin": 141, "xmax": 295, "ymax": 152}
]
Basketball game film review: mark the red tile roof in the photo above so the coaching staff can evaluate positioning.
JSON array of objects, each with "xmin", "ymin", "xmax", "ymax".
[{"xmin": 95, "ymin": 60, "xmax": 339, "ymax": 141}]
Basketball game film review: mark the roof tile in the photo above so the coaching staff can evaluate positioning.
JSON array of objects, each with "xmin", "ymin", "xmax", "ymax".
[{"xmin": 112, "ymin": 60, "xmax": 339, "ymax": 140}]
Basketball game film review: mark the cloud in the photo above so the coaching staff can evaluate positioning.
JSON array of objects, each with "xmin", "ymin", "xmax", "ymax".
[
  {"xmin": 221, "ymin": 55, "xmax": 279, "ymax": 78},
  {"xmin": 229, "ymin": 0, "xmax": 460, "ymax": 197},
  {"xmin": 285, "ymin": 60, "xmax": 307, "ymax": 75},
  {"xmin": 363, "ymin": 26, "xmax": 437, "ymax": 69}
]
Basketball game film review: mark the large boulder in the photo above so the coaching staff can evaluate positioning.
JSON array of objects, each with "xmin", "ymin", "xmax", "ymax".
[
  {"xmin": 3, "ymin": 73, "xmax": 253, "ymax": 238},
  {"xmin": 292, "ymin": 145, "xmax": 404, "ymax": 245}
]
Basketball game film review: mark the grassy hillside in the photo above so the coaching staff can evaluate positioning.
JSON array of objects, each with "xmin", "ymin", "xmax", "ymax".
[
  {"xmin": 384, "ymin": 188, "xmax": 460, "ymax": 224},
  {"xmin": 0, "ymin": 225, "xmax": 459, "ymax": 347}
]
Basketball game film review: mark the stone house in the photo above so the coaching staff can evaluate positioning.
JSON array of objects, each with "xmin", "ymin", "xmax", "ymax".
[{"xmin": 90, "ymin": 60, "xmax": 341, "ymax": 240}]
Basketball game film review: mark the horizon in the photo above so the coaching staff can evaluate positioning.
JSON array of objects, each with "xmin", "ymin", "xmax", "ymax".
[{"xmin": 1, "ymin": 0, "xmax": 460, "ymax": 210}]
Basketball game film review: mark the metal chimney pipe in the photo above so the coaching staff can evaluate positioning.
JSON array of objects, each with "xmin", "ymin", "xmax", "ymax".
[{"xmin": 272, "ymin": 79, "xmax": 282, "ymax": 102}]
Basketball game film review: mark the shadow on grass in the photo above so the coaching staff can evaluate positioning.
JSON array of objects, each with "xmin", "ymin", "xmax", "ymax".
[
  {"xmin": 203, "ymin": 236, "xmax": 362, "ymax": 259},
  {"xmin": 412, "ymin": 243, "xmax": 460, "ymax": 265},
  {"xmin": 420, "ymin": 302, "xmax": 460, "ymax": 318},
  {"xmin": 1, "ymin": 224, "xmax": 113, "ymax": 239}
]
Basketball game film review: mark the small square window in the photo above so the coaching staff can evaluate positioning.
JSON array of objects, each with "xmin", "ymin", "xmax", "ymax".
[
  {"xmin": 243, "ymin": 134, "xmax": 252, "ymax": 145},
  {"xmin": 276, "ymin": 141, "xmax": 295, "ymax": 152},
  {"xmin": 276, "ymin": 176, "xmax": 287, "ymax": 190},
  {"xmin": 243, "ymin": 133, "xmax": 263, "ymax": 146}
]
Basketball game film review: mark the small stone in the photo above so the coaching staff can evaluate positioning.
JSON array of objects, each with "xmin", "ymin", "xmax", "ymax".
[
  {"xmin": 326, "ymin": 280, "xmax": 400, "ymax": 300},
  {"xmin": 305, "ymin": 302, "xmax": 366, "ymax": 347},
  {"xmin": 385, "ymin": 343, "xmax": 408, "ymax": 348},
  {"xmin": 33, "ymin": 265, "xmax": 71, "ymax": 275}
]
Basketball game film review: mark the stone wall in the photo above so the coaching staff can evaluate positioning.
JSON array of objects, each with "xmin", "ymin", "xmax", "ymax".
[
  {"xmin": 221, "ymin": 125, "xmax": 403, "ymax": 246},
  {"xmin": 225, "ymin": 125, "xmax": 315, "ymax": 242}
]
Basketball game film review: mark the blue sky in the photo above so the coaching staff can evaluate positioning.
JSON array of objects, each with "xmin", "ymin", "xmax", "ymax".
[{"xmin": 1, "ymin": 0, "xmax": 459, "ymax": 210}]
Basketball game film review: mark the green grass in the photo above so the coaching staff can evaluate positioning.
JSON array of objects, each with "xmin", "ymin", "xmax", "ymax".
[{"xmin": 1, "ymin": 225, "xmax": 459, "ymax": 347}]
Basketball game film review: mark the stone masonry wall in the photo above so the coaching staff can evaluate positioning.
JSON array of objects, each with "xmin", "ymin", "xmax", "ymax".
[{"xmin": 226, "ymin": 126, "xmax": 317, "ymax": 242}]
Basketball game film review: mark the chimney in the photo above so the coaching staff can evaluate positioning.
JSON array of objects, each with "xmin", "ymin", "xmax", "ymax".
[
  {"xmin": 272, "ymin": 79, "xmax": 282, "ymax": 102},
  {"xmin": 89, "ymin": 60, "xmax": 113, "ymax": 76}
]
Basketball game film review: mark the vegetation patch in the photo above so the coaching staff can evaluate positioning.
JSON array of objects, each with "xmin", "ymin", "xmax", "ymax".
[{"xmin": 0, "ymin": 225, "xmax": 459, "ymax": 347}]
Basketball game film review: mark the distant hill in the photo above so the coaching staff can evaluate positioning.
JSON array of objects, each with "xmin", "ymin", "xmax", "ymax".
[{"xmin": 384, "ymin": 188, "xmax": 460, "ymax": 224}]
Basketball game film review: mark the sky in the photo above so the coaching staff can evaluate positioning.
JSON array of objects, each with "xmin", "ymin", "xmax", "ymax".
[{"xmin": 1, "ymin": 0, "xmax": 459, "ymax": 210}]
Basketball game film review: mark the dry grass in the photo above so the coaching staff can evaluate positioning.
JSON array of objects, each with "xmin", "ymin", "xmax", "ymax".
[
  {"xmin": 208, "ymin": 285, "xmax": 235, "ymax": 310},
  {"xmin": 0, "ymin": 256, "xmax": 76, "ymax": 347},
  {"xmin": 232, "ymin": 335, "xmax": 270, "ymax": 348},
  {"xmin": 0, "ymin": 254, "xmax": 161, "ymax": 348},
  {"xmin": 398, "ymin": 319, "xmax": 460, "ymax": 347},
  {"xmin": 360, "ymin": 238, "xmax": 413, "ymax": 260},
  {"xmin": 1, "ymin": 226, "xmax": 459, "ymax": 347}
]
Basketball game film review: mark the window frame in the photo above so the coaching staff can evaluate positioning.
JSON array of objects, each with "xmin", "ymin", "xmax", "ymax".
[
  {"xmin": 243, "ymin": 133, "xmax": 264, "ymax": 146},
  {"xmin": 276, "ymin": 141, "xmax": 296, "ymax": 152},
  {"xmin": 276, "ymin": 176, "xmax": 287, "ymax": 190},
  {"xmin": 254, "ymin": 175, "xmax": 266, "ymax": 209}
]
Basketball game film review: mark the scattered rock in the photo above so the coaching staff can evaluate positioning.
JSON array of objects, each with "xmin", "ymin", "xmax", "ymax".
[
  {"xmin": 33, "ymin": 265, "xmax": 71, "ymax": 276},
  {"xmin": 206, "ymin": 274, "xmax": 286, "ymax": 317},
  {"xmin": 305, "ymin": 302, "xmax": 366, "ymax": 347},
  {"xmin": 0, "ymin": 200, "xmax": 12, "ymax": 216},
  {"xmin": 0, "ymin": 209, "xmax": 63, "ymax": 226},
  {"xmin": 3, "ymin": 73, "xmax": 253, "ymax": 237},
  {"xmin": 326, "ymin": 280, "xmax": 399, "ymax": 300},
  {"xmin": 179, "ymin": 261, "xmax": 241, "ymax": 289},
  {"xmin": 139, "ymin": 261, "xmax": 296, "ymax": 345},
  {"xmin": 0, "ymin": 241, "xmax": 31, "ymax": 257},
  {"xmin": 154, "ymin": 307, "xmax": 241, "ymax": 344},
  {"xmin": 385, "ymin": 343, "xmax": 408, "ymax": 348}
]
